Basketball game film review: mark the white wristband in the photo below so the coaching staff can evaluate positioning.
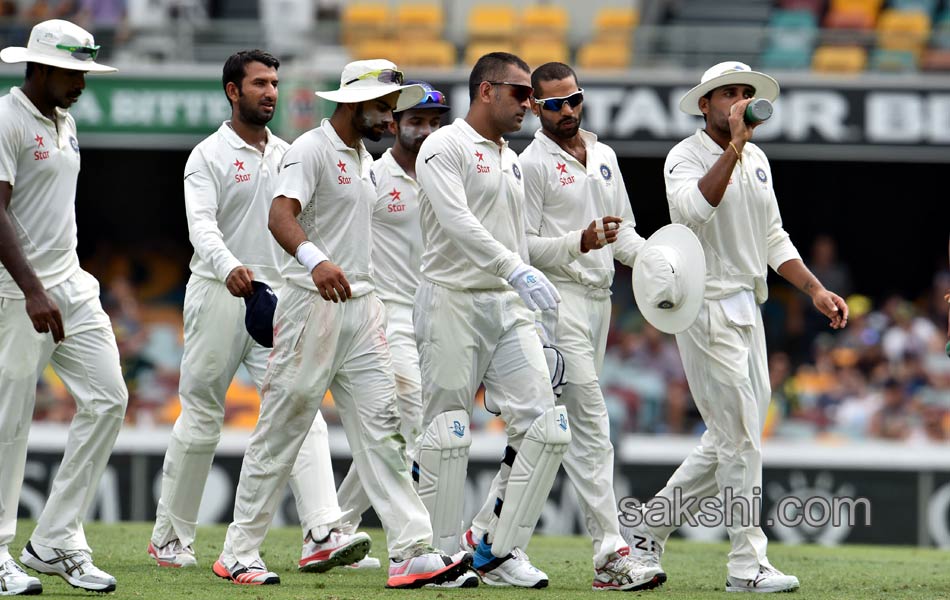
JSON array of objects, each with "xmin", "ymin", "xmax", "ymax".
[{"xmin": 295, "ymin": 241, "xmax": 328, "ymax": 273}]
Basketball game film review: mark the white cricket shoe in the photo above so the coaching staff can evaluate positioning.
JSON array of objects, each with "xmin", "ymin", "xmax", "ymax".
[
  {"xmin": 0, "ymin": 557, "xmax": 42, "ymax": 596},
  {"xmin": 425, "ymin": 553, "xmax": 479, "ymax": 588},
  {"xmin": 726, "ymin": 565, "xmax": 800, "ymax": 593},
  {"xmin": 593, "ymin": 547, "xmax": 666, "ymax": 591},
  {"xmin": 386, "ymin": 545, "xmax": 471, "ymax": 589},
  {"xmin": 147, "ymin": 539, "xmax": 197, "ymax": 568},
  {"xmin": 212, "ymin": 556, "xmax": 280, "ymax": 585},
  {"xmin": 20, "ymin": 541, "xmax": 115, "ymax": 593},
  {"xmin": 477, "ymin": 548, "xmax": 548, "ymax": 588},
  {"xmin": 346, "ymin": 555, "xmax": 382, "ymax": 569},
  {"xmin": 299, "ymin": 529, "xmax": 371, "ymax": 573},
  {"xmin": 620, "ymin": 521, "xmax": 666, "ymax": 574}
]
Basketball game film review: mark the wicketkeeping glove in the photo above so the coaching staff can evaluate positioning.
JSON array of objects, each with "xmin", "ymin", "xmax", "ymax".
[{"xmin": 507, "ymin": 263, "xmax": 561, "ymax": 311}]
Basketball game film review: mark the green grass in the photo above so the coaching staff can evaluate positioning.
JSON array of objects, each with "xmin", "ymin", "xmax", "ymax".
[{"xmin": 11, "ymin": 521, "xmax": 950, "ymax": 599}]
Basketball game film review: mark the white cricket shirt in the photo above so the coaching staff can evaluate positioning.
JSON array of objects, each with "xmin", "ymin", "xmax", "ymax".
[
  {"xmin": 664, "ymin": 129, "xmax": 801, "ymax": 303},
  {"xmin": 0, "ymin": 87, "xmax": 82, "ymax": 298},
  {"xmin": 273, "ymin": 119, "xmax": 375, "ymax": 297},
  {"xmin": 521, "ymin": 127, "xmax": 644, "ymax": 290},
  {"xmin": 415, "ymin": 118, "xmax": 526, "ymax": 291},
  {"xmin": 370, "ymin": 149, "xmax": 421, "ymax": 306},
  {"xmin": 184, "ymin": 121, "xmax": 290, "ymax": 287}
]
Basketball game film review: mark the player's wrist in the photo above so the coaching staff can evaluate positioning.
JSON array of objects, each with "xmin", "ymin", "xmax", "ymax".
[{"xmin": 295, "ymin": 241, "xmax": 328, "ymax": 274}]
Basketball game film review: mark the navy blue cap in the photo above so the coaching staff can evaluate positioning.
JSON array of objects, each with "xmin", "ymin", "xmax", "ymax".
[
  {"xmin": 244, "ymin": 281, "xmax": 277, "ymax": 348},
  {"xmin": 397, "ymin": 80, "xmax": 450, "ymax": 113}
]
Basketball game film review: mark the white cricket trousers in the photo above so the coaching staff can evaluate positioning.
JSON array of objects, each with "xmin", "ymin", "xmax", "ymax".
[
  {"xmin": 152, "ymin": 276, "xmax": 341, "ymax": 548},
  {"xmin": 471, "ymin": 282, "xmax": 624, "ymax": 568},
  {"xmin": 222, "ymin": 287, "xmax": 431, "ymax": 565},
  {"xmin": 414, "ymin": 280, "xmax": 555, "ymax": 542},
  {"xmin": 646, "ymin": 294, "xmax": 771, "ymax": 580},
  {"xmin": 336, "ymin": 301, "xmax": 422, "ymax": 529},
  {"xmin": 0, "ymin": 269, "xmax": 127, "ymax": 553}
]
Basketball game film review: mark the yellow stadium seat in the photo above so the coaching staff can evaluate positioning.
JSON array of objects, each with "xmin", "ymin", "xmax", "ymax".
[
  {"xmin": 593, "ymin": 7, "xmax": 639, "ymax": 42},
  {"xmin": 577, "ymin": 41, "xmax": 632, "ymax": 69},
  {"xmin": 341, "ymin": 3, "xmax": 391, "ymax": 46},
  {"xmin": 464, "ymin": 41, "xmax": 517, "ymax": 66},
  {"xmin": 877, "ymin": 9, "xmax": 931, "ymax": 51},
  {"xmin": 812, "ymin": 45, "xmax": 868, "ymax": 72},
  {"xmin": 396, "ymin": 3, "xmax": 444, "ymax": 40},
  {"xmin": 401, "ymin": 39, "xmax": 457, "ymax": 68},
  {"xmin": 350, "ymin": 38, "xmax": 402, "ymax": 64},
  {"xmin": 824, "ymin": 9, "xmax": 877, "ymax": 29},
  {"xmin": 521, "ymin": 4, "xmax": 569, "ymax": 40},
  {"xmin": 469, "ymin": 5, "xmax": 518, "ymax": 42},
  {"xmin": 517, "ymin": 40, "xmax": 570, "ymax": 66},
  {"xmin": 830, "ymin": 0, "xmax": 884, "ymax": 16}
]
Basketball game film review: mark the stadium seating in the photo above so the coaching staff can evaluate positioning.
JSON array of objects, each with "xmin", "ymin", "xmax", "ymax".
[
  {"xmin": 812, "ymin": 44, "xmax": 868, "ymax": 71},
  {"xmin": 468, "ymin": 5, "xmax": 518, "ymax": 43},
  {"xmin": 517, "ymin": 40, "xmax": 571, "ymax": 67},
  {"xmin": 402, "ymin": 39, "xmax": 457, "ymax": 68},
  {"xmin": 395, "ymin": 3, "xmax": 445, "ymax": 41},
  {"xmin": 877, "ymin": 9, "xmax": 931, "ymax": 52},
  {"xmin": 577, "ymin": 40, "xmax": 632, "ymax": 69},
  {"xmin": 869, "ymin": 47, "xmax": 918, "ymax": 71},
  {"xmin": 340, "ymin": 3, "xmax": 390, "ymax": 47}
]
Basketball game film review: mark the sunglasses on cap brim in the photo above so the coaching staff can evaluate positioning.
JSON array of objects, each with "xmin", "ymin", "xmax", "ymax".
[
  {"xmin": 485, "ymin": 81, "xmax": 534, "ymax": 103},
  {"xmin": 345, "ymin": 68, "xmax": 404, "ymax": 87},
  {"xmin": 535, "ymin": 89, "xmax": 584, "ymax": 111},
  {"xmin": 418, "ymin": 89, "xmax": 446, "ymax": 106},
  {"xmin": 56, "ymin": 43, "xmax": 100, "ymax": 61}
]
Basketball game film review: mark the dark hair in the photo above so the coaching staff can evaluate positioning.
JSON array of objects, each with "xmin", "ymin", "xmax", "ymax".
[
  {"xmin": 468, "ymin": 52, "xmax": 530, "ymax": 102},
  {"xmin": 222, "ymin": 49, "xmax": 279, "ymax": 105},
  {"xmin": 531, "ymin": 62, "xmax": 577, "ymax": 97}
]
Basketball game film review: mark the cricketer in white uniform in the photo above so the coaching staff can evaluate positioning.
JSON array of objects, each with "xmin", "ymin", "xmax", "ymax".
[
  {"xmin": 465, "ymin": 61, "xmax": 663, "ymax": 592},
  {"xmin": 215, "ymin": 59, "xmax": 470, "ymax": 589},
  {"xmin": 621, "ymin": 62, "xmax": 848, "ymax": 594},
  {"xmin": 148, "ymin": 50, "xmax": 368, "ymax": 575},
  {"xmin": 413, "ymin": 52, "xmax": 571, "ymax": 589},
  {"xmin": 335, "ymin": 81, "xmax": 451, "ymax": 533},
  {"xmin": 0, "ymin": 19, "xmax": 124, "ymax": 595}
]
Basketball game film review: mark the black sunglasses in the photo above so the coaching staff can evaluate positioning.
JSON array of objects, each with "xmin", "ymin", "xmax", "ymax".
[
  {"xmin": 534, "ymin": 89, "xmax": 584, "ymax": 111},
  {"xmin": 485, "ymin": 81, "xmax": 534, "ymax": 103}
]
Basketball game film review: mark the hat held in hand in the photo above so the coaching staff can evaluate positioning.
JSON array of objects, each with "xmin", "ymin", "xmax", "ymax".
[{"xmin": 632, "ymin": 224, "xmax": 706, "ymax": 334}]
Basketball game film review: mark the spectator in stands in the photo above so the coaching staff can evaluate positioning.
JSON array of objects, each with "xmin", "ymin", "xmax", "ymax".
[{"xmin": 868, "ymin": 378, "xmax": 914, "ymax": 440}]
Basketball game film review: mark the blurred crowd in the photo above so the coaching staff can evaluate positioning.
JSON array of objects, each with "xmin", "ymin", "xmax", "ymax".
[{"xmin": 32, "ymin": 237, "xmax": 950, "ymax": 445}]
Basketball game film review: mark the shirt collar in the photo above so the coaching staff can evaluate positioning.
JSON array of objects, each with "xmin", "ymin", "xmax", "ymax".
[
  {"xmin": 379, "ymin": 148, "xmax": 415, "ymax": 180},
  {"xmin": 455, "ymin": 117, "xmax": 509, "ymax": 151},
  {"xmin": 696, "ymin": 129, "xmax": 725, "ymax": 155},
  {"xmin": 10, "ymin": 86, "xmax": 67, "ymax": 126},
  {"xmin": 218, "ymin": 120, "xmax": 275, "ymax": 152},
  {"xmin": 532, "ymin": 127, "xmax": 598, "ymax": 156}
]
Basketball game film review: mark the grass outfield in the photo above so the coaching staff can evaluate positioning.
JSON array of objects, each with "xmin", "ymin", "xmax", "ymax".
[{"xmin": 11, "ymin": 521, "xmax": 950, "ymax": 599}]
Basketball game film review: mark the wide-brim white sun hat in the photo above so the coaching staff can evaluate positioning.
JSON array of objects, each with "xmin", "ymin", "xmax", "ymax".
[
  {"xmin": 679, "ymin": 61, "xmax": 779, "ymax": 116},
  {"xmin": 0, "ymin": 19, "xmax": 116, "ymax": 73},
  {"xmin": 632, "ymin": 224, "xmax": 706, "ymax": 335},
  {"xmin": 316, "ymin": 59, "xmax": 425, "ymax": 111}
]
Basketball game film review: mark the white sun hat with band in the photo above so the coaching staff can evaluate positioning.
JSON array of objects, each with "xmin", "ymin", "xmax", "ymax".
[
  {"xmin": 678, "ymin": 61, "xmax": 778, "ymax": 116},
  {"xmin": 316, "ymin": 59, "xmax": 425, "ymax": 111},
  {"xmin": 632, "ymin": 224, "xmax": 706, "ymax": 334},
  {"xmin": 0, "ymin": 19, "xmax": 116, "ymax": 73}
]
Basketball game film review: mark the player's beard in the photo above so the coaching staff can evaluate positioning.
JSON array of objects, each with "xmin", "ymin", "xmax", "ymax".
[
  {"xmin": 397, "ymin": 124, "xmax": 428, "ymax": 154},
  {"xmin": 354, "ymin": 105, "xmax": 386, "ymax": 142},
  {"xmin": 237, "ymin": 93, "xmax": 274, "ymax": 127},
  {"xmin": 541, "ymin": 112, "xmax": 581, "ymax": 140}
]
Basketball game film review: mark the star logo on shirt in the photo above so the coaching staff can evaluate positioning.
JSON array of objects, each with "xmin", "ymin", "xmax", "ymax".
[
  {"xmin": 233, "ymin": 159, "xmax": 245, "ymax": 171},
  {"xmin": 337, "ymin": 160, "xmax": 347, "ymax": 173},
  {"xmin": 388, "ymin": 188, "xmax": 401, "ymax": 202},
  {"xmin": 474, "ymin": 150, "xmax": 484, "ymax": 162},
  {"xmin": 34, "ymin": 134, "xmax": 44, "ymax": 147},
  {"xmin": 556, "ymin": 161, "xmax": 567, "ymax": 175}
]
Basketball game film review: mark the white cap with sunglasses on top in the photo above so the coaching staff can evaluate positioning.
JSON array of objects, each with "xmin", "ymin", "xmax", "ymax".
[
  {"xmin": 316, "ymin": 59, "xmax": 425, "ymax": 112},
  {"xmin": 1, "ymin": 19, "xmax": 116, "ymax": 73}
]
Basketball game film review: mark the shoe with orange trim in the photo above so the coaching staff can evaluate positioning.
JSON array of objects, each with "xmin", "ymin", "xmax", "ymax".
[
  {"xmin": 385, "ymin": 545, "xmax": 471, "ymax": 589},
  {"xmin": 212, "ymin": 557, "xmax": 279, "ymax": 585}
]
